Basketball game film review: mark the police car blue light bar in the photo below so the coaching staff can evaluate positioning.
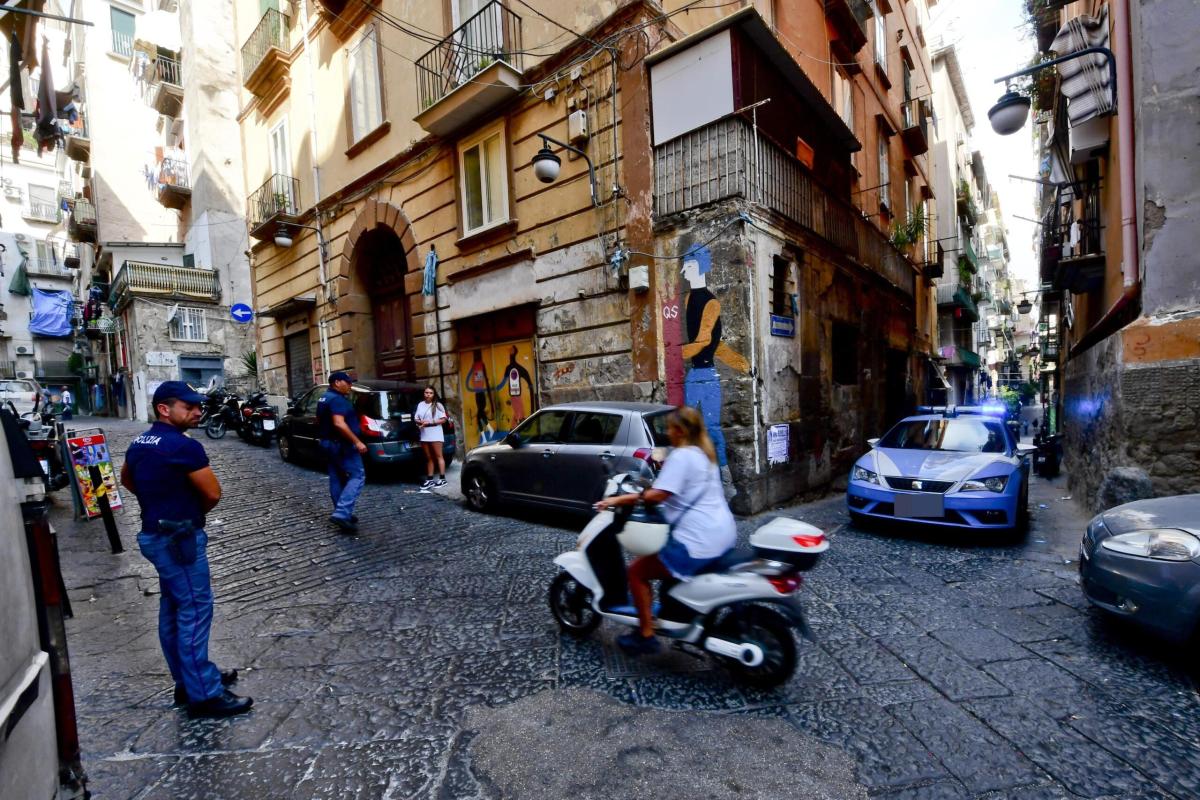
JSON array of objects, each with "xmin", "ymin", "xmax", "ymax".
[{"xmin": 916, "ymin": 405, "xmax": 1008, "ymax": 418}]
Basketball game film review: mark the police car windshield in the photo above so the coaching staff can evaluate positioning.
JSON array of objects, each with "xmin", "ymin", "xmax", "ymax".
[
  {"xmin": 879, "ymin": 418, "xmax": 1007, "ymax": 453},
  {"xmin": 352, "ymin": 389, "xmax": 424, "ymax": 419}
]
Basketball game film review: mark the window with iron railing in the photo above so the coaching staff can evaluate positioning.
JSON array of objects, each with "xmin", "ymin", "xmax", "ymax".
[
  {"xmin": 111, "ymin": 7, "xmax": 135, "ymax": 57},
  {"xmin": 169, "ymin": 307, "xmax": 208, "ymax": 342}
]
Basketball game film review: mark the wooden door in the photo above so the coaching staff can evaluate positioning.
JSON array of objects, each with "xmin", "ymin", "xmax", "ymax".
[{"xmin": 373, "ymin": 292, "xmax": 413, "ymax": 380}]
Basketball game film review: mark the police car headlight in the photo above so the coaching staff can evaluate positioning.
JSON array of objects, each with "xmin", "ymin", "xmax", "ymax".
[
  {"xmin": 852, "ymin": 466, "xmax": 879, "ymax": 485},
  {"xmin": 960, "ymin": 476, "xmax": 1008, "ymax": 493}
]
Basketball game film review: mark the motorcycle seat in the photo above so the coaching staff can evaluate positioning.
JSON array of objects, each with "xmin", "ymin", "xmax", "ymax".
[{"xmin": 695, "ymin": 546, "xmax": 756, "ymax": 576}]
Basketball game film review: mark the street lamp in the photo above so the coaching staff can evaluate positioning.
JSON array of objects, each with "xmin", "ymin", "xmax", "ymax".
[
  {"xmin": 1017, "ymin": 297, "xmax": 1033, "ymax": 315},
  {"xmin": 988, "ymin": 46, "xmax": 1117, "ymax": 136},
  {"xmin": 530, "ymin": 133, "xmax": 600, "ymax": 207}
]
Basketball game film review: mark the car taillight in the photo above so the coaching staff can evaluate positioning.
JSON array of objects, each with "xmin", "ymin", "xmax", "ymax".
[
  {"xmin": 767, "ymin": 575, "xmax": 802, "ymax": 594},
  {"xmin": 28, "ymin": 439, "xmax": 48, "ymax": 451},
  {"xmin": 360, "ymin": 415, "xmax": 388, "ymax": 437}
]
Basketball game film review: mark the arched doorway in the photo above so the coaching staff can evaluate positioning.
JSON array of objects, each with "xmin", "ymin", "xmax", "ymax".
[{"xmin": 355, "ymin": 227, "xmax": 414, "ymax": 381}]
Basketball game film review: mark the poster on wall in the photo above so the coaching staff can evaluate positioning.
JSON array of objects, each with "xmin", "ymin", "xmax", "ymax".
[
  {"xmin": 66, "ymin": 431, "xmax": 124, "ymax": 518},
  {"xmin": 459, "ymin": 339, "xmax": 538, "ymax": 450},
  {"xmin": 767, "ymin": 423, "xmax": 790, "ymax": 466}
]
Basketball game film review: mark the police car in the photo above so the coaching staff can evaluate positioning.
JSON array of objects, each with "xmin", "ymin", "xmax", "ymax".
[{"xmin": 846, "ymin": 406, "xmax": 1036, "ymax": 533}]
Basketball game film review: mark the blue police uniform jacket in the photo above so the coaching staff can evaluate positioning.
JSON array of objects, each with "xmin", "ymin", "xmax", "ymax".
[
  {"xmin": 317, "ymin": 389, "xmax": 361, "ymax": 442},
  {"xmin": 125, "ymin": 421, "xmax": 209, "ymax": 533}
]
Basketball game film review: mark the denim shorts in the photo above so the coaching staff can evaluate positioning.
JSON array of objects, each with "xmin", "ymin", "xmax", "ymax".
[{"xmin": 657, "ymin": 536, "xmax": 720, "ymax": 579}]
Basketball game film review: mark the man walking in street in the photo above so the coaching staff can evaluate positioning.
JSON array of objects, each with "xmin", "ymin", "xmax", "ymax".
[
  {"xmin": 60, "ymin": 385, "xmax": 73, "ymax": 419},
  {"xmin": 120, "ymin": 381, "xmax": 252, "ymax": 719},
  {"xmin": 318, "ymin": 371, "xmax": 367, "ymax": 533}
]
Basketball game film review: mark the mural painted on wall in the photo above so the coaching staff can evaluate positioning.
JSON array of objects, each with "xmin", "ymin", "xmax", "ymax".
[
  {"xmin": 662, "ymin": 244, "xmax": 748, "ymax": 475},
  {"xmin": 459, "ymin": 339, "xmax": 538, "ymax": 449}
]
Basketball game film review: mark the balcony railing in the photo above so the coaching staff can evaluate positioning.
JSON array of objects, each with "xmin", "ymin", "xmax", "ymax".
[
  {"xmin": 110, "ymin": 261, "xmax": 220, "ymax": 309},
  {"xmin": 112, "ymin": 30, "xmax": 133, "ymax": 58},
  {"xmin": 24, "ymin": 257, "xmax": 73, "ymax": 278},
  {"xmin": 1041, "ymin": 176, "xmax": 1104, "ymax": 293},
  {"xmin": 900, "ymin": 99, "xmax": 929, "ymax": 156},
  {"xmin": 23, "ymin": 201, "xmax": 61, "ymax": 224},
  {"xmin": 825, "ymin": 0, "xmax": 871, "ymax": 58},
  {"xmin": 937, "ymin": 281, "xmax": 980, "ymax": 323},
  {"xmin": 242, "ymin": 8, "xmax": 290, "ymax": 83},
  {"xmin": 960, "ymin": 237, "xmax": 979, "ymax": 272},
  {"xmin": 71, "ymin": 199, "xmax": 97, "ymax": 225},
  {"xmin": 248, "ymin": 173, "xmax": 300, "ymax": 238},
  {"xmin": 416, "ymin": 1, "xmax": 523, "ymax": 113},
  {"xmin": 156, "ymin": 157, "xmax": 191, "ymax": 209},
  {"xmin": 156, "ymin": 56, "xmax": 182, "ymax": 87},
  {"xmin": 654, "ymin": 115, "xmax": 915, "ymax": 297}
]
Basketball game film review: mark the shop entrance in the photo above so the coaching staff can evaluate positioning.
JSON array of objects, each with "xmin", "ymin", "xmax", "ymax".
[{"xmin": 456, "ymin": 307, "xmax": 537, "ymax": 450}]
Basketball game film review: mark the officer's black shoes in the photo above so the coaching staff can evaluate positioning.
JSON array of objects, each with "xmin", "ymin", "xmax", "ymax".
[
  {"xmin": 173, "ymin": 669, "xmax": 239, "ymax": 706},
  {"xmin": 329, "ymin": 515, "xmax": 358, "ymax": 533},
  {"xmin": 187, "ymin": 690, "xmax": 254, "ymax": 719}
]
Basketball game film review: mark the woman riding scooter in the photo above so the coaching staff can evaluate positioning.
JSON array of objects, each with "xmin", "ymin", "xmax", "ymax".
[{"xmin": 594, "ymin": 406, "xmax": 737, "ymax": 655}]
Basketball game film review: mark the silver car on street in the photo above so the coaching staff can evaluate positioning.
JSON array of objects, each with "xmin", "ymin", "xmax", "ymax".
[
  {"xmin": 461, "ymin": 401, "xmax": 673, "ymax": 514},
  {"xmin": 1079, "ymin": 494, "xmax": 1200, "ymax": 642}
]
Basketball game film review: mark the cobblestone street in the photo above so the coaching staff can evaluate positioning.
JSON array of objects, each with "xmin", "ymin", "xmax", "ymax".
[{"xmin": 55, "ymin": 418, "xmax": 1200, "ymax": 800}]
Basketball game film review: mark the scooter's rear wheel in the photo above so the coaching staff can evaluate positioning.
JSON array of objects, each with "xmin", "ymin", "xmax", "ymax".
[
  {"xmin": 549, "ymin": 572, "xmax": 600, "ymax": 637},
  {"xmin": 711, "ymin": 606, "xmax": 796, "ymax": 689}
]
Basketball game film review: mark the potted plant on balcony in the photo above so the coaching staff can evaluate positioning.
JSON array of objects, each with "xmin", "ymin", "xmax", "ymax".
[
  {"xmin": 272, "ymin": 190, "xmax": 291, "ymax": 213},
  {"xmin": 890, "ymin": 205, "xmax": 927, "ymax": 257}
]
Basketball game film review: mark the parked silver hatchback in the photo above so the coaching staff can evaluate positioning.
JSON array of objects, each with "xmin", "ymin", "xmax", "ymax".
[{"xmin": 461, "ymin": 401, "xmax": 674, "ymax": 514}]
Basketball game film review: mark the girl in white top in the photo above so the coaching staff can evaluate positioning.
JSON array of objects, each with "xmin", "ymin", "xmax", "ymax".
[
  {"xmin": 594, "ymin": 406, "xmax": 737, "ymax": 655},
  {"xmin": 414, "ymin": 386, "xmax": 448, "ymax": 489}
]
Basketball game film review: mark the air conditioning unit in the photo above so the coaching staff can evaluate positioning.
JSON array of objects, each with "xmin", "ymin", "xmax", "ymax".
[
  {"xmin": 3, "ymin": 186, "xmax": 21, "ymax": 199},
  {"xmin": 14, "ymin": 233, "xmax": 27, "ymax": 242},
  {"xmin": 16, "ymin": 370, "xmax": 30, "ymax": 379},
  {"xmin": 15, "ymin": 344, "xmax": 32, "ymax": 355}
]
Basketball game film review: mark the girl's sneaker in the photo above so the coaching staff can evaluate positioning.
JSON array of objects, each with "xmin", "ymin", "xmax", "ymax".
[
  {"xmin": 434, "ymin": 477, "xmax": 447, "ymax": 487},
  {"xmin": 420, "ymin": 478, "xmax": 435, "ymax": 489}
]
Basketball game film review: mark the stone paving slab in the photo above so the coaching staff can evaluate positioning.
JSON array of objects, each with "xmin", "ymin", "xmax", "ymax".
[{"xmin": 49, "ymin": 416, "xmax": 1200, "ymax": 799}]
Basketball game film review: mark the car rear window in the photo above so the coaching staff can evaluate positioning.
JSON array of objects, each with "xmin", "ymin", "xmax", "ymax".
[
  {"xmin": 644, "ymin": 411, "xmax": 672, "ymax": 447},
  {"xmin": 351, "ymin": 390, "xmax": 424, "ymax": 419}
]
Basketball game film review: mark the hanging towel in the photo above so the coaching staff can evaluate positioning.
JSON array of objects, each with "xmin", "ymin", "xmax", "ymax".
[
  {"xmin": 9, "ymin": 32, "xmax": 23, "ymax": 164},
  {"xmin": 30, "ymin": 288, "xmax": 74, "ymax": 336},
  {"xmin": 422, "ymin": 248, "xmax": 438, "ymax": 296}
]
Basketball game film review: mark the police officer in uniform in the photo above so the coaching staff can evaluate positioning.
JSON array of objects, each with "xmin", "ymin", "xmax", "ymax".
[
  {"xmin": 317, "ymin": 372, "xmax": 367, "ymax": 533},
  {"xmin": 121, "ymin": 381, "xmax": 252, "ymax": 718}
]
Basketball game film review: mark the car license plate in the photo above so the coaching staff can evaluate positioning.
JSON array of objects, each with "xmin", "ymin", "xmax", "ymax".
[
  {"xmin": 895, "ymin": 492, "xmax": 944, "ymax": 519},
  {"xmin": 262, "ymin": 419, "xmax": 276, "ymax": 430}
]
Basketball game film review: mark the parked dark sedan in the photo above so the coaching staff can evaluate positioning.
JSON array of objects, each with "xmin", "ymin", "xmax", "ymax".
[
  {"xmin": 461, "ymin": 401, "xmax": 673, "ymax": 514},
  {"xmin": 1079, "ymin": 494, "xmax": 1200, "ymax": 642},
  {"xmin": 277, "ymin": 381, "xmax": 456, "ymax": 472}
]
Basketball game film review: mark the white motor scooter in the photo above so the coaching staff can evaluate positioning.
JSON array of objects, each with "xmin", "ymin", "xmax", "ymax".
[{"xmin": 549, "ymin": 473, "xmax": 828, "ymax": 688}]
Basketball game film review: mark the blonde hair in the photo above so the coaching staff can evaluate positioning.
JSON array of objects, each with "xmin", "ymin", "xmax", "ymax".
[{"xmin": 668, "ymin": 406, "xmax": 718, "ymax": 464}]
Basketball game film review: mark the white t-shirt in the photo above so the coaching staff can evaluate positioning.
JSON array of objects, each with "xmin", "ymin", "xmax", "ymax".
[
  {"xmin": 652, "ymin": 446, "xmax": 737, "ymax": 560},
  {"xmin": 413, "ymin": 401, "xmax": 447, "ymax": 443},
  {"xmin": 61, "ymin": 390, "xmax": 73, "ymax": 405}
]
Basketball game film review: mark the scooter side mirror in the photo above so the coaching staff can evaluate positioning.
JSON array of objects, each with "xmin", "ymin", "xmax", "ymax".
[
  {"xmin": 504, "ymin": 432, "xmax": 523, "ymax": 448},
  {"xmin": 1016, "ymin": 444, "xmax": 1037, "ymax": 458}
]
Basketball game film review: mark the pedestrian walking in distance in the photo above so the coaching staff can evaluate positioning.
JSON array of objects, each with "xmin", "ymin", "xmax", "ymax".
[
  {"xmin": 120, "ymin": 381, "xmax": 251, "ymax": 719},
  {"xmin": 318, "ymin": 371, "xmax": 367, "ymax": 533},
  {"xmin": 415, "ymin": 385, "xmax": 448, "ymax": 489}
]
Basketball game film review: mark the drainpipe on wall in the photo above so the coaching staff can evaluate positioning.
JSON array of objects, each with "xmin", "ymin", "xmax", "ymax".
[
  {"xmin": 298, "ymin": 0, "xmax": 331, "ymax": 382},
  {"xmin": 1068, "ymin": 0, "xmax": 1139, "ymax": 358}
]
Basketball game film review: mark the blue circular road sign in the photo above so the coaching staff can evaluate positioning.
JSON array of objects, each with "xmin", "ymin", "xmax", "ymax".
[{"xmin": 231, "ymin": 303, "xmax": 253, "ymax": 323}]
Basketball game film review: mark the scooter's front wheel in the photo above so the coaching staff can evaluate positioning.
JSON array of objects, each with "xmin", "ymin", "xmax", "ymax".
[
  {"xmin": 711, "ymin": 606, "xmax": 797, "ymax": 689},
  {"xmin": 206, "ymin": 417, "xmax": 227, "ymax": 439},
  {"xmin": 549, "ymin": 572, "xmax": 601, "ymax": 637}
]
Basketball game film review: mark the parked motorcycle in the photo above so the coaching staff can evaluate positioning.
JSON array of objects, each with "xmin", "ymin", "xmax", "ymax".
[
  {"xmin": 205, "ymin": 390, "xmax": 244, "ymax": 440},
  {"xmin": 1033, "ymin": 431, "xmax": 1063, "ymax": 478},
  {"xmin": 549, "ymin": 472, "xmax": 826, "ymax": 688},
  {"xmin": 8, "ymin": 402, "xmax": 71, "ymax": 492},
  {"xmin": 234, "ymin": 391, "xmax": 278, "ymax": 447},
  {"xmin": 197, "ymin": 384, "xmax": 232, "ymax": 432}
]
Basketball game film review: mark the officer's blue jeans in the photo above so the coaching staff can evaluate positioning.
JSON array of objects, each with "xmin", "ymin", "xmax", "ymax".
[
  {"xmin": 324, "ymin": 441, "xmax": 365, "ymax": 521},
  {"xmin": 137, "ymin": 528, "xmax": 222, "ymax": 704},
  {"xmin": 684, "ymin": 366, "xmax": 728, "ymax": 467}
]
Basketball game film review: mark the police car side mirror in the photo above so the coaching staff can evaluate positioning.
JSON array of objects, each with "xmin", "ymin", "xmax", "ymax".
[
  {"xmin": 867, "ymin": 438, "xmax": 880, "ymax": 448},
  {"xmin": 1016, "ymin": 444, "xmax": 1037, "ymax": 458}
]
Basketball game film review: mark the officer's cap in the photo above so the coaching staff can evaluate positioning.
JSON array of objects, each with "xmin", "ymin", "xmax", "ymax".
[{"xmin": 152, "ymin": 381, "xmax": 207, "ymax": 407}]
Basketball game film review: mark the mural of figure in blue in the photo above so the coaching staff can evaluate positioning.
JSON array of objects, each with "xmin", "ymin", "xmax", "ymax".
[{"xmin": 680, "ymin": 247, "xmax": 748, "ymax": 490}]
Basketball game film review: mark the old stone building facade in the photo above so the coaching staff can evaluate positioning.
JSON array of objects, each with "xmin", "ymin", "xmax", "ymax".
[
  {"xmin": 1030, "ymin": 0, "xmax": 1200, "ymax": 508},
  {"xmin": 239, "ymin": 0, "xmax": 937, "ymax": 512}
]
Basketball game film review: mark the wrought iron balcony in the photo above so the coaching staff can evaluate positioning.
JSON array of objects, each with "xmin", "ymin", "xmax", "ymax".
[
  {"xmin": 22, "ymin": 201, "xmax": 61, "ymax": 224},
  {"xmin": 110, "ymin": 261, "xmax": 220, "ymax": 310},
  {"xmin": 65, "ymin": 116, "xmax": 90, "ymax": 162},
  {"xmin": 24, "ymin": 257, "xmax": 73, "ymax": 278},
  {"xmin": 415, "ymin": 1, "xmax": 523, "ymax": 136},
  {"xmin": 1040, "ymin": 176, "xmax": 1105, "ymax": 294},
  {"xmin": 242, "ymin": 8, "xmax": 291, "ymax": 102},
  {"xmin": 314, "ymin": 0, "xmax": 380, "ymax": 40},
  {"xmin": 653, "ymin": 115, "xmax": 916, "ymax": 298},
  {"xmin": 156, "ymin": 157, "xmax": 191, "ymax": 210},
  {"xmin": 248, "ymin": 174, "xmax": 300, "ymax": 241},
  {"xmin": 151, "ymin": 56, "xmax": 184, "ymax": 116},
  {"xmin": 825, "ymin": 0, "xmax": 871, "ymax": 60},
  {"xmin": 899, "ymin": 99, "xmax": 929, "ymax": 156}
]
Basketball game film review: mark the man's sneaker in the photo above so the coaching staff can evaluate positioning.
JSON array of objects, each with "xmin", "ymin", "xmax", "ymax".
[
  {"xmin": 187, "ymin": 690, "xmax": 253, "ymax": 719},
  {"xmin": 329, "ymin": 515, "xmax": 357, "ymax": 533},
  {"xmin": 420, "ymin": 478, "xmax": 436, "ymax": 489},
  {"xmin": 173, "ymin": 669, "xmax": 238, "ymax": 706},
  {"xmin": 434, "ymin": 477, "xmax": 447, "ymax": 487},
  {"xmin": 616, "ymin": 631, "xmax": 661, "ymax": 656}
]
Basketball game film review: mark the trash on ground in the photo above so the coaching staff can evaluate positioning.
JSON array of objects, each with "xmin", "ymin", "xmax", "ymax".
[
  {"xmin": 1060, "ymin": 496, "xmax": 1072, "ymax": 501},
  {"xmin": 1038, "ymin": 503, "xmax": 1050, "ymax": 509}
]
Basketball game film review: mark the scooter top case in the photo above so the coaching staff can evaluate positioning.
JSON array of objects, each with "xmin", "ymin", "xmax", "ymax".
[{"xmin": 748, "ymin": 518, "xmax": 829, "ymax": 571}]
